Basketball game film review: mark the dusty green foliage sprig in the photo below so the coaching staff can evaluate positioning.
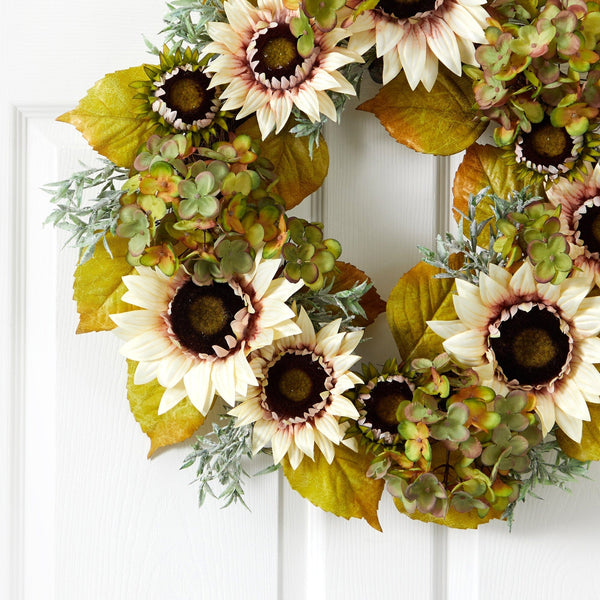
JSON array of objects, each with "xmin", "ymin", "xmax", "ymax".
[
  {"xmin": 160, "ymin": 0, "xmax": 225, "ymax": 52},
  {"xmin": 44, "ymin": 159, "xmax": 129, "ymax": 263},
  {"xmin": 418, "ymin": 188, "xmax": 538, "ymax": 284},
  {"xmin": 294, "ymin": 277, "xmax": 373, "ymax": 331},
  {"xmin": 503, "ymin": 434, "xmax": 589, "ymax": 528},
  {"xmin": 181, "ymin": 415, "xmax": 253, "ymax": 509}
]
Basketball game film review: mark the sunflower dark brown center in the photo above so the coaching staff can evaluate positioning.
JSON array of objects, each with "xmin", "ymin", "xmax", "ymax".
[
  {"xmin": 521, "ymin": 122, "xmax": 573, "ymax": 167},
  {"xmin": 378, "ymin": 0, "xmax": 437, "ymax": 19},
  {"xmin": 254, "ymin": 24, "xmax": 304, "ymax": 78},
  {"xmin": 365, "ymin": 380, "xmax": 413, "ymax": 434},
  {"xmin": 576, "ymin": 204, "xmax": 600, "ymax": 254},
  {"xmin": 489, "ymin": 306, "xmax": 570, "ymax": 386},
  {"xmin": 161, "ymin": 70, "xmax": 214, "ymax": 123},
  {"xmin": 170, "ymin": 280, "xmax": 245, "ymax": 355},
  {"xmin": 264, "ymin": 353, "xmax": 327, "ymax": 420}
]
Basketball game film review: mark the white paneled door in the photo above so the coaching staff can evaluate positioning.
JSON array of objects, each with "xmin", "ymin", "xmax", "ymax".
[{"xmin": 3, "ymin": 2, "xmax": 600, "ymax": 599}]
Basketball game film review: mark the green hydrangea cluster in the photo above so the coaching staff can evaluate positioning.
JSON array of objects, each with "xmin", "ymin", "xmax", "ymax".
[
  {"xmin": 117, "ymin": 133, "xmax": 285, "ymax": 278},
  {"xmin": 360, "ymin": 355, "xmax": 543, "ymax": 521},
  {"xmin": 494, "ymin": 200, "xmax": 573, "ymax": 283},
  {"xmin": 469, "ymin": 0, "xmax": 600, "ymax": 146}
]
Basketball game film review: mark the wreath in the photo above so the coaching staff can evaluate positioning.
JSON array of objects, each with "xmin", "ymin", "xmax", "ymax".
[{"xmin": 46, "ymin": 0, "xmax": 600, "ymax": 531}]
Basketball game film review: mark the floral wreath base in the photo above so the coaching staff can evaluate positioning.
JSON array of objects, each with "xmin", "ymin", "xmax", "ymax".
[{"xmin": 47, "ymin": 0, "xmax": 600, "ymax": 530}]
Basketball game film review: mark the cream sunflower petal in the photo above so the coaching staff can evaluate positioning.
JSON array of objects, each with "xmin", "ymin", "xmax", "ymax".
[
  {"xmin": 427, "ymin": 319, "xmax": 468, "ymax": 340},
  {"xmin": 578, "ymin": 337, "xmax": 600, "ymax": 362},
  {"xmin": 157, "ymin": 352, "xmax": 193, "ymax": 389},
  {"xmin": 296, "ymin": 307, "xmax": 316, "ymax": 347},
  {"xmin": 571, "ymin": 297, "xmax": 600, "ymax": 338},
  {"xmin": 252, "ymin": 419, "xmax": 278, "ymax": 454},
  {"xmin": 229, "ymin": 397, "xmax": 264, "ymax": 426},
  {"xmin": 292, "ymin": 84, "xmax": 321, "ymax": 122},
  {"xmin": 134, "ymin": 360, "xmax": 158, "ymax": 385},
  {"xmin": 424, "ymin": 17, "xmax": 462, "ymax": 76},
  {"xmin": 554, "ymin": 405, "xmax": 583, "ymax": 443},
  {"xmin": 212, "ymin": 356, "xmax": 236, "ymax": 405},
  {"xmin": 256, "ymin": 104, "xmax": 277, "ymax": 138},
  {"xmin": 313, "ymin": 430, "xmax": 336, "ymax": 463},
  {"xmin": 488, "ymin": 264, "xmax": 512, "ymax": 288},
  {"xmin": 157, "ymin": 382, "xmax": 188, "ymax": 415},
  {"xmin": 347, "ymin": 28, "xmax": 377, "ymax": 56},
  {"xmin": 271, "ymin": 93, "xmax": 294, "ymax": 133},
  {"xmin": 317, "ymin": 91, "xmax": 338, "ymax": 123},
  {"xmin": 557, "ymin": 276, "xmax": 592, "ymax": 318},
  {"xmin": 453, "ymin": 294, "xmax": 490, "ymax": 329},
  {"xmin": 110, "ymin": 310, "xmax": 162, "ymax": 337},
  {"xmin": 120, "ymin": 331, "xmax": 175, "ymax": 361},
  {"xmin": 509, "ymin": 262, "xmax": 537, "ymax": 296},
  {"xmin": 534, "ymin": 391, "xmax": 556, "ymax": 437},
  {"xmin": 338, "ymin": 330, "xmax": 363, "ymax": 355},
  {"xmin": 442, "ymin": 2, "xmax": 487, "ymax": 44},
  {"xmin": 375, "ymin": 19, "xmax": 404, "ymax": 57},
  {"xmin": 571, "ymin": 361, "xmax": 600, "ymax": 400},
  {"xmin": 398, "ymin": 29, "xmax": 426, "ymax": 89},
  {"xmin": 443, "ymin": 330, "xmax": 486, "ymax": 366},
  {"xmin": 420, "ymin": 47, "xmax": 439, "ymax": 92},
  {"xmin": 288, "ymin": 442, "xmax": 304, "ymax": 470},
  {"xmin": 293, "ymin": 423, "xmax": 315, "ymax": 459},
  {"xmin": 315, "ymin": 317, "xmax": 341, "ymax": 343},
  {"xmin": 314, "ymin": 412, "xmax": 343, "ymax": 444},
  {"xmin": 553, "ymin": 382, "xmax": 590, "ymax": 421},
  {"xmin": 328, "ymin": 394, "xmax": 360, "ymax": 419},
  {"xmin": 382, "ymin": 48, "xmax": 402, "ymax": 85},
  {"xmin": 341, "ymin": 435, "xmax": 359, "ymax": 452},
  {"xmin": 331, "ymin": 353, "xmax": 361, "ymax": 374},
  {"xmin": 479, "ymin": 272, "xmax": 510, "ymax": 307},
  {"xmin": 272, "ymin": 429, "xmax": 293, "ymax": 464},
  {"xmin": 183, "ymin": 362, "xmax": 215, "ymax": 416},
  {"xmin": 237, "ymin": 85, "xmax": 270, "ymax": 119}
]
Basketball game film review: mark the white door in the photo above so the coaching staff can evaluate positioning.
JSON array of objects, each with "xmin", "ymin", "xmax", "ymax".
[{"xmin": 3, "ymin": 1, "xmax": 600, "ymax": 599}]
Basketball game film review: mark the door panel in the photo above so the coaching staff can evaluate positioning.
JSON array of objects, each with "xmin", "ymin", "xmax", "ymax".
[{"xmin": 4, "ymin": 2, "xmax": 600, "ymax": 599}]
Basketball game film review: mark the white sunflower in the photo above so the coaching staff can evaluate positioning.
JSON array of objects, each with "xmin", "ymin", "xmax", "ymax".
[
  {"xmin": 346, "ymin": 0, "xmax": 489, "ymax": 90},
  {"xmin": 547, "ymin": 162, "xmax": 600, "ymax": 286},
  {"xmin": 428, "ymin": 262, "xmax": 600, "ymax": 442},
  {"xmin": 110, "ymin": 253, "xmax": 302, "ymax": 416},
  {"xmin": 202, "ymin": 0, "xmax": 362, "ymax": 139},
  {"xmin": 229, "ymin": 306, "xmax": 363, "ymax": 469}
]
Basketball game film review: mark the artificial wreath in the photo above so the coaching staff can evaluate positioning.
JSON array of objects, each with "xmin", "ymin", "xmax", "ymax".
[{"xmin": 46, "ymin": 0, "xmax": 600, "ymax": 530}]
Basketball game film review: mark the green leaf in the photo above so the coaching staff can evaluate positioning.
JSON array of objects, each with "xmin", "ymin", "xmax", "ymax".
[
  {"xmin": 357, "ymin": 68, "xmax": 487, "ymax": 155},
  {"xmin": 58, "ymin": 66, "xmax": 156, "ymax": 168},
  {"xmin": 282, "ymin": 444, "xmax": 384, "ymax": 531},
  {"xmin": 73, "ymin": 234, "xmax": 135, "ymax": 333},
  {"xmin": 127, "ymin": 360, "xmax": 204, "ymax": 457},
  {"xmin": 386, "ymin": 262, "xmax": 457, "ymax": 362},
  {"xmin": 236, "ymin": 117, "xmax": 329, "ymax": 209}
]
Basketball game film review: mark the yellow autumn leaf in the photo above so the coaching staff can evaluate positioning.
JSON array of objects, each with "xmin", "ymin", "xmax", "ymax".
[
  {"xmin": 557, "ymin": 404, "xmax": 600, "ymax": 461},
  {"xmin": 127, "ymin": 360, "xmax": 205, "ymax": 457},
  {"xmin": 58, "ymin": 66, "xmax": 156, "ymax": 168},
  {"xmin": 358, "ymin": 68, "xmax": 486, "ymax": 155},
  {"xmin": 236, "ymin": 117, "xmax": 329, "ymax": 209},
  {"xmin": 386, "ymin": 262, "xmax": 457, "ymax": 362},
  {"xmin": 393, "ymin": 498, "xmax": 504, "ymax": 529},
  {"xmin": 73, "ymin": 235, "xmax": 135, "ymax": 333},
  {"xmin": 453, "ymin": 143, "xmax": 545, "ymax": 246},
  {"xmin": 282, "ymin": 444, "xmax": 384, "ymax": 531}
]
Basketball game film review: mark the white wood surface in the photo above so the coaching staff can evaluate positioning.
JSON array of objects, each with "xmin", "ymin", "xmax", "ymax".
[{"xmin": 3, "ymin": 1, "xmax": 600, "ymax": 599}]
